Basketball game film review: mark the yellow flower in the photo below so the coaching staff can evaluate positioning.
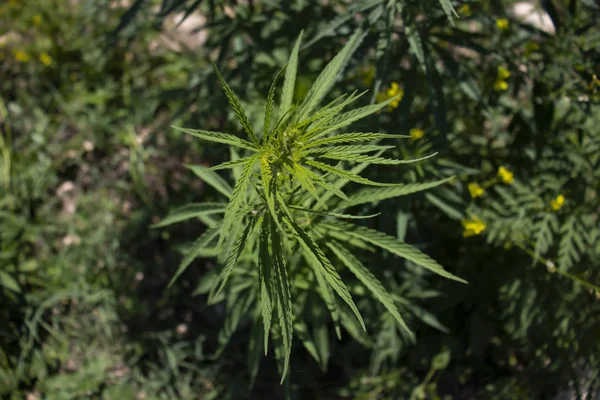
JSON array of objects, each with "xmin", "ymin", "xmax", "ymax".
[
  {"xmin": 462, "ymin": 216, "xmax": 486, "ymax": 237},
  {"xmin": 410, "ymin": 128, "xmax": 424, "ymax": 141},
  {"xmin": 493, "ymin": 79, "xmax": 508, "ymax": 91},
  {"xmin": 386, "ymin": 82, "xmax": 400, "ymax": 97},
  {"xmin": 496, "ymin": 18, "xmax": 509, "ymax": 30},
  {"xmin": 468, "ymin": 182, "xmax": 485, "ymax": 198},
  {"xmin": 493, "ymin": 66, "xmax": 510, "ymax": 91},
  {"xmin": 458, "ymin": 4, "xmax": 472, "ymax": 17},
  {"xmin": 550, "ymin": 194, "xmax": 565, "ymax": 211},
  {"xmin": 497, "ymin": 166, "xmax": 514, "ymax": 184},
  {"xmin": 377, "ymin": 82, "xmax": 404, "ymax": 111},
  {"xmin": 39, "ymin": 52, "xmax": 52, "ymax": 66},
  {"xmin": 33, "ymin": 14, "xmax": 42, "ymax": 25},
  {"xmin": 14, "ymin": 50, "xmax": 30, "ymax": 63},
  {"xmin": 497, "ymin": 65, "xmax": 511, "ymax": 80}
]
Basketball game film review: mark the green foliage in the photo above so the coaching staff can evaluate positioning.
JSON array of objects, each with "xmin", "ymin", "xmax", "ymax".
[
  {"xmin": 2, "ymin": 0, "xmax": 599, "ymax": 398},
  {"xmin": 166, "ymin": 32, "xmax": 462, "ymax": 382}
]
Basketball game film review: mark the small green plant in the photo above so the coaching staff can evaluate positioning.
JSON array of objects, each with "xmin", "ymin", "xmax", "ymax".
[{"xmin": 159, "ymin": 30, "xmax": 465, "ymax": 383}]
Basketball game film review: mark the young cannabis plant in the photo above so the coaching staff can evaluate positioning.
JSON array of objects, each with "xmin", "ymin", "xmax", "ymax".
[{"xmin": 158, "ymin": 30, "xmax": 466, "ymax": 383}]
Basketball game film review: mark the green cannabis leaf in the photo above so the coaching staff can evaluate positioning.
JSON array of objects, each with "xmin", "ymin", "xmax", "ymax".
[{"xmin": 161, "ymin": 29, "xmax": 465, "ymax": 383}]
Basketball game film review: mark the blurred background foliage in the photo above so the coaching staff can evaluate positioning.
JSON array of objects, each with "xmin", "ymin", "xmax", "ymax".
[{"xmin": 1, "ymin": 0, "xmax": 599, "ymax": 399}]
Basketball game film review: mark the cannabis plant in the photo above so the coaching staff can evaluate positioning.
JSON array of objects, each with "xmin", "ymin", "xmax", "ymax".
[{"xmin": 158, "ymin": 30, "xmax": 465, "ymax": 383}]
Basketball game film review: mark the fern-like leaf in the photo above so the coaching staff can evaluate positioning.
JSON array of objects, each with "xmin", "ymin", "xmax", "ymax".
[{"xmin": 534, "ymin": 213, "xmax": 558, "ymax": 261}]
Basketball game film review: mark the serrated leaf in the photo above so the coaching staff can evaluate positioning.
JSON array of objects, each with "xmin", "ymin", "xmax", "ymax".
[
  {"xmin": 211, "ymin": 60, "xmax": 259, "ymax": 145},
  {"xmin": 318, "ymin": 151, "xmax": 437, "ymax": 165},
  {"xmin": 168, "ymin": 226, "xmax": 221, "ymax": 289},
  {"xmin": 322, "ymin": 220, "xmax": 467, "ymax": 283},
  {"xmin": 336, "ymin": 177, "xmax": 453, "ymax": 209},
  {"xmin": 185, "ymin": 164, "xmax": 233, "ymax": 198},
  {"xmin": 306, "ymin": 160, "xmax": 402, "ymax": 187},
  {"xmin": 304, "ymin": 252, "xmax": 342, "ymax": 340},
  {"xmin": 298, "ymin": 30, "xmax": 366, "ymax": 121},
  {"xmin": 220, "ymin": 154, "xmax": 260, "ymax": 246},
  {"xmin": 303, "ymin": 144, "xmax": 395, "ymax": 156},
  {"xmin": 204, "ymin": 158, "xmax": 253, "ymax": 171},
  {"xmin": 269, "ymin": 218, "xmax": 293, "ymax": 383},
  {"xmin": 308, "ymin": 93, "xmax": 404, "ymax": 139},
  {"xmin": 152, "ymin": 203, "xmax": 227, "ymax": 228},
  {"xmin": 302, "ymin": 133, "xmax": 408, "ymax": 149},
  {"xmin": 284, "ymin": 216, "xmax": 365, "ymax": 331},
  {"xmin": 280, "ymin": 31, "xmax": 303, "ymax": 118},
  {"xmin": 302, "ymin": 0, "xmax": 384, "ymax": 48},
  {"xmin": 258, "ymin": 218, "xmax": 273, "ymax": 352},
  {"xmin": 212, "ymin": 215, "xmax": 260, "ymax": 299},
  {"xmin": 173, "ymin": 126, "xmax": 259, "ymax": 151},
  {"xmin": 289, "ymin": 205, "xmax": 379, "ymax": 220},
  {"xmin": 264, "ymin": 66, "xmax": 287, "ymax": 141},
  {"xmin": 329, "ymin": 242, "xmax": 412, "ymax": 336}
]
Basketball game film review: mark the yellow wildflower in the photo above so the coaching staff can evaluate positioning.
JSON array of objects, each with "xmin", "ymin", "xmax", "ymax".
[
  {"xmin": 33, "ymin": 14, "xmax": 42, "ymax": 25},
  {"xmin": 410, "ymin": 128, "xmax": 424, "ymax": 141},
  {"xmin": 497, "ymin": 166, "xmax": 514, "ymax": 184},
  {"xmin": 493, "ymin": 66, "xmax": 510, "ymax": 91},
  {"xmin": 496, "ymin": 18, "xmax": 509, "ymax": 30},
  {"xmin": 497, "ymin": 65, "xmax": 511, "ymax": 80},
  {"xmin": 14, "ymin": 50, "xmax": 30, "ymax": 63},
  {"xmin": 458, "ymin": 4, "xmax": 472, "ymax": 17},
  {"xmin": 462, "ymin": 216, "xmax": 486, "ymax": 237},
  {"xmin": 39, "ymin": 52, "xmax": 52, "ymax": 66},
  {"xmin": 550, "ymin": 194, "xmax": 565, "ymax": 211},
  {"xmin": 494, "ymin": 79, "xmax": 508, "ymax": 91},
  {"xmin": 377, "ymin": 82, "xmax": 404, "ymax": 111},
  {"xmin": 468, "ymin": 182, "xmax": 485, "ymax": 198}
]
